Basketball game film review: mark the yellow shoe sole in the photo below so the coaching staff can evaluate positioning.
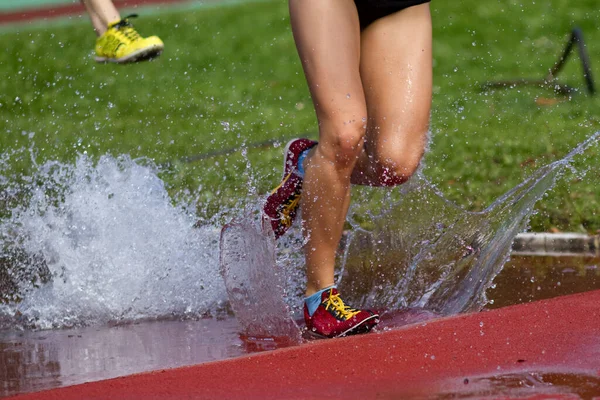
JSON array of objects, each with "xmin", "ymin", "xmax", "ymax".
[{"xmin": 95, "ymin": 43, "xmax": 164, "ymax": 64}]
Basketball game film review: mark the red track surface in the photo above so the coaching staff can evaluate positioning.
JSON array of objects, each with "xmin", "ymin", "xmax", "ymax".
[
  {"xmin": 8, "ymin": 290, "xmax": 600, "ymax": 399},
  {"xmin": 0, "ymin": 0, "xmax": 190, "ymax": 25}
]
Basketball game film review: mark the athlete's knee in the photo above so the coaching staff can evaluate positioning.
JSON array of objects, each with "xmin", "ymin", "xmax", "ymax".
[
  {"xmin": 378, "ymin": 152, "xmax": 423, "ymax": 186},
  {"xmin": 318, "ymin": 118, "xmax": 367, "ymax": 170},
  {"xmin": 372, "ymin": 132, "xmax": 428, "ymax": 186}
]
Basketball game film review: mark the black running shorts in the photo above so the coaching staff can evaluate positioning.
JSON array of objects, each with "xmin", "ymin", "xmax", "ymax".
[{"xmin": 354, "ymin": 0, "xmax": 430, "ymax": 29}]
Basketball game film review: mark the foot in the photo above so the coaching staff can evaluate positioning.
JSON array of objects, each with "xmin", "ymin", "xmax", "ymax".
[
  {"xmin": 95, "ymin": 14, "xmax": 164, "ymax": 64},
  {"xmin": 264, "ymin": 138, "xmax": 317, "ymax": 239},
  {"xmin": 304, "ymin": 288, "xmax": 379, "ymax": 338}
]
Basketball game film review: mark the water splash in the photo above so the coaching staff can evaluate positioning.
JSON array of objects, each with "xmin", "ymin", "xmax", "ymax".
[
  {"xmin": 220, "ymin": 215, "xmax": 302, "ymax": 342},
  {"xmin": 221, "ymin": 132, "xmax": 599, "ymax": 338},
  {"xmin": 340, "ymin": 131, "xmax": 600, "ymax": 315},
  {"xmin": 0, "ymin": 153, "xmax": 227, "ymax": 330},
  {"xmin": 2, "ymin": 131, "xmax": 598, "ymax": 335}
]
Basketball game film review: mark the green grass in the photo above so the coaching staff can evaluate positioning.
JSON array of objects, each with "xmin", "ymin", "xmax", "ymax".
[{"xmin": 0, "ymin": 0, "xmax": 599, "ymax": 232}]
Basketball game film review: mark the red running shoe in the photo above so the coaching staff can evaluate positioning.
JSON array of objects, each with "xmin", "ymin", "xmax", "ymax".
[
  {"xmin": 264, "ymin": 138, "xmax": 317, "ymax": 239},
  {"xmin": 304, "ymin": 288, "xmax": 379, "ymax": 338}
]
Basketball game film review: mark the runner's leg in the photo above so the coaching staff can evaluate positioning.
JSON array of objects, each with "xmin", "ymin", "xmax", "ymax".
[
  {"xmin": 289, "ymin": 0, "xmax": 365, "ymax": 296},
  {"xmin": 80, "ymin": 0, "xmax": 120, "ymax": 35},
  {"xmin": 351, "ymin": 3, "xmax": 432, "ymax": 186}
]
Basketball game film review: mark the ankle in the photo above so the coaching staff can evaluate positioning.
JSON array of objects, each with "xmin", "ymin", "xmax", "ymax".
[
  {"xmin": 304, "ymin": 285, "xmax": 335, "ymax": 316},
  {"xmin": 305, "ymin": 281, "xmax": 336, "ymax": 297}
]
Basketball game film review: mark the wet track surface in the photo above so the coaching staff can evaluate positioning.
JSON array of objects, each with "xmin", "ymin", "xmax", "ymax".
[{"xmin": 1, "ymin": 255, "xmax": 599, "ymax": 398}]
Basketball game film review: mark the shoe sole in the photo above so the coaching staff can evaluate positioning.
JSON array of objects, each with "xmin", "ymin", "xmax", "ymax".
[
  {"xmin": 336, "ymin": 314, "xmax": 379, "ymax": 338},
  {"xmin": 271, "ymin": 138, "xmax": 318, "ymax": 194},
  {"xmin": 280, "ymin": 138, "xmax": 298, "ymax": 180},
  {"xmin": 305, "ymin": 314, "xmax": 380, "ymax": 339},
  {"xmin": 95, "ymin": 44, "xmax": 164, "ymax": 64},
  {"xmin": 265, "ymin": 138, "xmax": 298, "ymax": 197},
  {"xmin": 265, "ymin": 138, "xmax": 316, "ymax": 237}
]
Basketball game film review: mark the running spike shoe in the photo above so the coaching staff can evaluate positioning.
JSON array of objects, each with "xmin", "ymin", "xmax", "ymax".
[
  {"xmin": 304, "ymin": 288, "xmax": 379, "ymax": 338},
  {"xmin": 264, "ymin": 138, "xmax": 317, "ymax": 239},
  {"xmin": 95, "ymin": 14, "xmax": 164, "ymax": 64}
]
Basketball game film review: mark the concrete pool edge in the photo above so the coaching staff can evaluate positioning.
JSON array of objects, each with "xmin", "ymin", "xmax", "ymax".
[
  {"xmin": 512, "ymin": 232, "xmax": 600, "ymax": 256},
  {"xmin": 340, "ymin": 231, "xmax": 600, "ymax": 257},
  {"xmin": 8, "ymin": 289, "xmax": 600, "ymax": 400}
]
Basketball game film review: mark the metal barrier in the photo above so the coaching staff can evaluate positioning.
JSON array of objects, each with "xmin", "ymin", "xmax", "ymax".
[{"xmin": 482, "ymin": 27, "xmax": 595, "ymax": 96}]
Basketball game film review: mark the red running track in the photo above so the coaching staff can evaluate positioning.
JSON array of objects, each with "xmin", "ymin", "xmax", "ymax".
[
  {"xmin": 8, "ymin": 289, "xmax": 600, "ymax": 399},
  {"xmin": 0, "ymin": 0, "xmax": 191, "ymax": 25}
]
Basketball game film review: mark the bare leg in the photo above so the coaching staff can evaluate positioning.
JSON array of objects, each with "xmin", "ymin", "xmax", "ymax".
[
  {"xmin": 289, "ymin": 0, "xmax": 365, "ymax": 296},
  {"xmin": 80, "ymin": 0, "xmax": 120, "ymax": 35},
  {"xmin": 352, "ymin": 4, "xmax": 432, "ymax": 186},
  {"xmin": 290, "ymin": 1, "xmax": 432, "ymax": 296}
]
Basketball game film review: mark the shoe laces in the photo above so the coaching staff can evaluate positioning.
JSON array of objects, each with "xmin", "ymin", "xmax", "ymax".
[
  {"xmin": 111, "ymin": 14, "xmax": 142, "ymax": 42},
  {"xmin": 280, "ymin": 194, "xmax": 300, "ymax": 227},
  {"xmin": 324, "ymin": 292, "xmax": 361, "ymax": 320}
]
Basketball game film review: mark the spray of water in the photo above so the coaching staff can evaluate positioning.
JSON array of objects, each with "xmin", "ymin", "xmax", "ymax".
[
  {"xmin": 2, "ymin": 132, "xmax": 598, "ymax": 335},
  {"xmin": 0, "ymin": 152, "xmax": 227, "ymax": 330},
  {"xmin": 221, "ymin": 131, "xmax": 599, "ymax": 338},
  {"xmin": 341, "ymin": 131, "xmax": 599, "ymax": 315}
]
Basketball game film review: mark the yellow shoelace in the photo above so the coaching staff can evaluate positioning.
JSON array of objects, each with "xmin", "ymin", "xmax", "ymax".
[
  {"xmin": 280, "ymin": 194, "xmax": 301, "ymax": 227},
  {"xmin": 324, "ymin": 292, "xmax": 361, "ymax": 320}
]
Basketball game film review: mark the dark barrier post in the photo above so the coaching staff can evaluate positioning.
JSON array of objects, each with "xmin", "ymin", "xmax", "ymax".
[{"xmin": 482, "ymin": 27, "xmax": 595, "ymax": 96}]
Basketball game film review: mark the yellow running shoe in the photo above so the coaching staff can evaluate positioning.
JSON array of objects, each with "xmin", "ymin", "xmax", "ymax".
[{"xmin": 95, "ymin": 14, "xmax": 164, "ymax": 64}]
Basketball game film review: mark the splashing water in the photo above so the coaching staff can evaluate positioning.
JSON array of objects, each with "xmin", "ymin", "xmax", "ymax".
[
  {"xmin": 340, "ymin": 131, "xmax": 599, "ymax": 315},
  {"xmin": 0, "ymin": 153, "xmax": 227, "ymax": 330},
  {"xmin": 2, "ymin": 132, "xmax": 598, "ymax": 335},
  {"xmin": 220, "ymin": 216, "xmax": 302, "ymax": 342},
  {"xmin": 221, "ymin": 131, "xmax": 599, "ymax": 338}
]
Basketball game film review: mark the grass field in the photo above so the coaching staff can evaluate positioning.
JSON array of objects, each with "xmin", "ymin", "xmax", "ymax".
[{"xmin": 1, "ymin": 0, "xmax": 599, "ymax": 232}]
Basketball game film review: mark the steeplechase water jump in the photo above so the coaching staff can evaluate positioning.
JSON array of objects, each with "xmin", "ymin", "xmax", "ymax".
[{"xmin": 1, "ymin": 0, "xmax": 600, "ymax": 399}]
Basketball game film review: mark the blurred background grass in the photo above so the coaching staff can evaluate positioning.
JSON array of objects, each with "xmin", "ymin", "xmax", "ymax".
[{"xmin": 0, "ymin": 0, "xmax": 599, "ymax": 232}]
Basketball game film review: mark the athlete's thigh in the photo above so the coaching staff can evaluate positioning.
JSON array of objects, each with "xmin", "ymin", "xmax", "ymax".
[
  {"xmin": 359, "ymin": 3, "xmax": 432, "ymax": 157},
  {"xmin": 289, "ymin": 0, "xmax": 366, "ymax": 133}
]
